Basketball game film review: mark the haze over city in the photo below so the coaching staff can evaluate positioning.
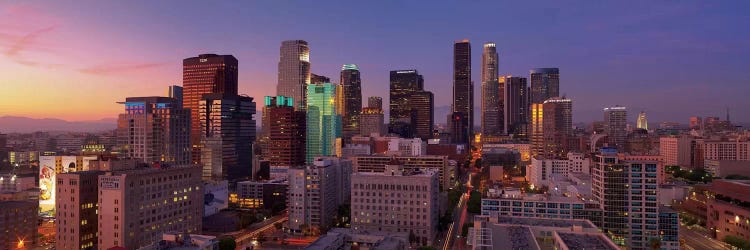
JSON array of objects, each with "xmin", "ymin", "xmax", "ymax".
[{"xmin": 1, "ymin": 1, "xmax": 748, "ymax": 124}]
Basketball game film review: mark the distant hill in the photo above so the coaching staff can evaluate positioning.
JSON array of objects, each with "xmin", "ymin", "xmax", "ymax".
[{"xmin": 0, "ymin": 116, "xmax": 116, "ymax": 133}]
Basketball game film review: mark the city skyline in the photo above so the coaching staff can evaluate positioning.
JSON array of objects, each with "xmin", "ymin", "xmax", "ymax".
[{"xmin": 1, "ymin": 1, "xmax": 749, "ymax": 124}]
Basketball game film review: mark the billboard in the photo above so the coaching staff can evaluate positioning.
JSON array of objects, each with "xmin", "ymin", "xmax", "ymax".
[
  {"xmin": 39, "ymin": 156, "xmax": 56, "ymax": 213},
  {"xmin": 61, "ymin": 156, "xmax": 77, "ymax": 172}
]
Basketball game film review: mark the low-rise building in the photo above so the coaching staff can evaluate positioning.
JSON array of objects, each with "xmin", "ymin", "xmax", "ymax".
[
  {"xmin": 304, "ymin": 228, "xmax": 408, "ymax": 250},
  {"xmin": 705, "ymin": 159, "xmax": 750, "ymax": 178},
  {"xmin": 0, "ymin": 201, "xmax": 37, "ymax": 250},
  {"xmin": 233, "ymin": 179, "xmax": 287, "ymax": 210}
]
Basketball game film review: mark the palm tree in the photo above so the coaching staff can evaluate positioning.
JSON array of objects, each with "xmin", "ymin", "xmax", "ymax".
[{"xmin": 649, "ymin": 237, "xmax": 662, "ymax": 250}]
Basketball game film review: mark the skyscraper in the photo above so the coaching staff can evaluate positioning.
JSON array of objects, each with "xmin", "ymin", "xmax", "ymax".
[
  {"xmin": 263, "ymin": 96, "xmax": 306, "ymax": 167},
  {"xmin": 531, "ymin": 97, "xmax": 572, "ymax": 158},
  {"xmin": 306, "ymin": 82, "xmax": 342, "ymax": 164},
  {"xmin": 340, "ymin": 64, "xmax": 362, "ymax": 142},
  {"xmin": 360, "ymin": 107, "xmax": 385, "ymax": 136},
  {"xmin": 55, "ymin": 171, "xmax": 102, "ymax": 250},
  {"xmin": 481, "ymin": 42, "xmax": 502, "ymax": 138},
  {"xmin": 168, "ymin": 85, "xmax": 183, "ymax": 106},
  {"xmin": 367, "ymin": 96, "xmax": 382, "ymax": 109},
  {"xmin": 452, "ymin": 40, "xmax": 473, "ymax": 144},
  {"xmin": 529, "ymin": 68, "xmax": 559, "ymax": 104},
  {"xmin": 116, "ymin": 96, "xmax": 191, "ymax": 165},
  {"xmin": 389, "ymin": 70, "xmax": 423, "ymax": 138},
  {"xmin": 183, "ymin": 54, "xmax": 239, "ymax": 164},
  {"xmin": 278, "ymin": 40, "xmax": 311, "ymax": 111},
  {"xmin": 199, "ymin": 93, "xmax": 256, "ymax": 181},
  {"xmin": 411, "ymin": 90, "xmax": 434, "ymax": 140},
  {"xmin": 637, "ymin": 111, "xmax": 648, "ymax": 130},
  {"xmin": 311, "ymin": 73, "xmax": 330, "ymax": 85},
  {"xmin": 502, "ymin": 76, "xmax": 529, "ymax": 138},
  {"xmin": 604, "ymin": 106, "xmax": 628, "ymax": 150}
]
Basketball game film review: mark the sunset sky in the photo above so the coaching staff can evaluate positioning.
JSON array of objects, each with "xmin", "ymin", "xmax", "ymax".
[{"xmin": 1, "ymin": 1, "xmax": 748, "ymax": 123}]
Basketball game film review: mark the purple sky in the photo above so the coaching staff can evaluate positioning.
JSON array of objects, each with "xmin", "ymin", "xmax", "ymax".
[{"xmin": 1, "ymin": 1, "xmax": 749, "ymax": 124}]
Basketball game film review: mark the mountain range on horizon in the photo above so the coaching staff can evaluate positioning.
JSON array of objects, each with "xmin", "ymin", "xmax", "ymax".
[{"xmin": 0, "ymin": 116, "xmax": 118, "ymax": 133}]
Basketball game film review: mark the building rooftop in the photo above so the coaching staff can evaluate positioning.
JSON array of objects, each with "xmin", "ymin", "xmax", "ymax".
[
  {"xmin": 555, "ymin": 232, "xmax": 619, "ymax": 250},
  {"xmin": 496, "ymin": 216, "xmax": 596, "ymax": 229},
  {"xmin": 484, "ymin": 224, "xmax": 540, "ymax": 250}
]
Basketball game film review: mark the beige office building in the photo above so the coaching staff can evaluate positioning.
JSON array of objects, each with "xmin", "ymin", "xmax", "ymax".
[
  {"xmin": 349, "ymin": 155, "xmax": 453, "ymax": 190},
  {"xmin": 56, "ymin": 171, "xmax": 103, "ymax": 250},
  {"xmin": 97, "ymin": 166, "xmax": 202, "ymax": 249},
  {"xmin": 351, "ymin": 160, "xmax": 439, "ymax": 245},
  {"xmin": 659, "ymin": 136, "xmax": 694, "ymax": 167}
]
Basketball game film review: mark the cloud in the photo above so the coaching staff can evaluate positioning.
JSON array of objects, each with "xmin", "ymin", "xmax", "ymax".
[{"xmin": 78, "ymin": 62, "xmax": 168, "ymax": 75}]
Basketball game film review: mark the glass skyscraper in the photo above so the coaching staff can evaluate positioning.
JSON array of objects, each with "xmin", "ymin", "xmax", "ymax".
[
  {"xmin": 340, "ymin": 64, "xmax": 362, "ymax": 142},
  {"xmin": 452, "ymin": 40, "xmax": 473, "ymax": 144},
  {"xmin": 306, "ymin": 83, "xmax": 342, "ymax": 164},
  {"xmin": 481, "ymin": 42, "xmax": 502, "ymax": 138},
  {"xmin": 278, "ymin": 40, "xmax": 311, "ymax": 111}
]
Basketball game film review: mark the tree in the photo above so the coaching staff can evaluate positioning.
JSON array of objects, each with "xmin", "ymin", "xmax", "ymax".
[
  {"xmin": 467, "ymin": 190, "xmax": 482, "ymax": 214},
  {"xmin": 271, "ymin": 202, "xmax": 286, "ymax": 215},
  {"xmin": 274, "ymin": 222, "xmax": 283, "ymax": 230},
  {"xmin": 724, "ymin": 235, "xmax": 750, "ymax": 249},
  {"xmin": 218, "ymin": 238, "xmax": 236, "ymax": 250},
  {"xmin": 417, "ymin": 246, "xmax": 436, "ymax": 250},
  {"xmin": 648, "ymin": 237, "xmax": 661, "ymax": 250},
  {"xmin": 461, "ymin": 223, "xmax": 472, "ymax": 237},
  {"xmin": 726, "ymin": 174, "xmax": 750, "ymax": 180}
]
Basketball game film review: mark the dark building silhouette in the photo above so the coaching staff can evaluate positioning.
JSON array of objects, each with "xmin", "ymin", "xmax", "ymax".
[
  {"xmin": 389, "ymin": 70, "xmax": 424, "ymax": 138},
  {"xmin": 340, "ymin": 64, "xmax": 362, "ymax": 143},
  {"xmin": 529, "ymin": 68, "xmax": 559, "ymax": 104},
  {"xmin": 262, "ymin": 96, "xmax": 306, "ymax": 167},
  {"xmin": 410, "ymin": 91, "xmax": 434, "ymax": 140},
  {"xmin": 452, "ymin": 40, "xmax": 473, "ymax": 144},
  {"xmin": 503, "ymin": 76, "xmax": 529, "ymax": 139},
  {"xmin": 199, "ymin": 93, "xmax": 256, "ymax": 181}
]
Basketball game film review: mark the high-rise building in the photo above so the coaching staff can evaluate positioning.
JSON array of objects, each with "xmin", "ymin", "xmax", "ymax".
[
  {"xmin": 97, "ymin": 166, "xmax": 203, "ymax": 249},
  {"xmin": 199, "ymin": 93, "xmax": 256, "ymax": 181},
  {"xmin": 311, "ymin": 73, "xmax": 330, "ymax": 85},
  {"xmin": 278, "ymin": 40, "xmax": 311, "ymax": 111},
  {"xmin": 389, "ymin": 70, "xmax": 424, "ymax": 138},
  {"xmin": 288, "ymin": 158, "xmax": 351, "ymax": 234},
  {"xmin": 306, "ymin": 83, "xmax": 342, "ymax": 164},
  {"xmin": 56, "ymin": 171, "xmax": 103, "ymax": 250},
  {"xmin": 592, "ymin": 149, "xmax": 679, "ymax": 249},
  {"xmin": 481, "ymin": 42, "xmax": 502, "ymax": 138},
  {"xmin": 340, "ymin": 64, "xmax": 363, "ymax": 142},
  {"xmin": 636, "ymin": 111, "xmax": 648, "ymax": 130},
  {"xmin": 448, "ymin": 112, "xmax": 469, "ymax": 144},
  {"xmin": 183, "ymin": 54, "xmax": 239, "ymax": 164},
  {"xmin": 360, "ymin": 107, "xmax": 385, "ymax": 137},
  {"xmin": 452, "ymin": 40, "xmax": 473, "ymax": 144},
  {"xmin": 262, "ymin": 96, "xmax": 306, "ymax": 168},
  {"xmin": 659, "ymin": 135, "xmax": 694, "ymax": 168},
  {"xmin": 168, "ymin": 85, "xmax": 183, "ymax": 107},
  {"xmin": 367, "ymin": 96, "xmax": 383, "ymax": 110},
  {"xmin": 603, "ymin": 106, "xmax": 628, "ymax": 150},
  {"xmin": 531, "ymin": 98, "xmax": 572, "ymax": 158},
  {"xmin": 351, "ymin": 161, "xmax": 439, "ymax": 245},
  {"xmin": 411, "ymin": 90, "xmax": 434, "ymax": 140},
  {"xmin": 350, "ymin": 155, "xmax": 453, "ymax": 190},
  {"xmin": 116, "ymin": 97, "xmax": 191, "ymax": 165},
  {"xmin": 503, "ymin": 76, "xmax": 529, "ymax": 138},
  {"xmin": 529, "ymin": 68, "xmax": 559, "ymax": 104}
]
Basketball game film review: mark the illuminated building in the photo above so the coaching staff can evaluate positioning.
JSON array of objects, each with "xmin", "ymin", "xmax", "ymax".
[
  {"xmin": 55, "ymin": 171, "xmax": 103, "ymax": 250},
  {"xmin": 452, "ymin": 39, "xmax": 473, "ymax": 144},
  {"xmin": 526, "ymin": 152, "xmax": 590, "ymax": 187},
  {"xmin": 360, "ymin": 107, "xmax": 385, "ymax": 136},
  {"xmin": 659, "ymin": 135, "xmax": 694, "ymax": 168},
  {"xmin": 367, "ymin": 96, "xmax": 382, "ymax": 110},
  {"xmin": 278, "ymin": 40, "xmax": 311, "ymax": 111},
  {"xmin": 340, "ymin": 64, "xmax": 363, "ymax": 143},
  {"xmin": 389, "ymin": 70, "xmax": 423, "ymax": 138},
  {"xmin": 531, "ymin": 98, "xmax": 572, "ymax": 158},
  {"xmin": 183, "ymin": 54, "xmax": 238, "ymax": 164},
  {"xmin": 636, "ymin": 111, "xmax": 648, "ymax": 130},
  {"xmin": 502, "ymin": 76, "xmax": 528, "ymax": 139},
  {"xmin": 97, "ymin": 165, "xmax": 202, "ymax": 249},
  {"xmin": 199, "ymin": 93, "xmax": 256, "ymax": 181},
  {"xmin": 116, "ymin": 96, "xmax": 191, "ymax": 165},
  {"xmin": 481, "ymin": 42, "xmax": 503, "ymax": 138},
  {"xmin": 262, "ymin": 96, "xmax": 306, "ymax": 168},
  {"xmin": 349, "ymin": 155, "xmax": 453, "ymax": 190},
  {"xmin": 603, "ymin": 106, "xmax": 628, "ymax": 151},
  {"xmin": 351, "ymin": 161, "xmax": 439, "ymax": 245},
  {"xmin": 306, "ymin": 83, "xmax": 342, "ymax": 164},
  {"xmin": 529, "ymin": 68, "xmax": 560, "ymax": 104},
  {"xmin": 233, "ymin": 179, "xmax": 287, "ymax": 210},
  {"xmin": 411, "ymin": 90, "xmax": 434, "ymax": 140},
  {"xmin": 706, "ymin": 180, "xmax": 750, "ymax": 243},
  {"xmin": 0, "ymin": 201, "xmax": 36, "ymax": 250},
  {"xmin": 288, "ymin": 158, "xmax": 351, "ymax": 234}
]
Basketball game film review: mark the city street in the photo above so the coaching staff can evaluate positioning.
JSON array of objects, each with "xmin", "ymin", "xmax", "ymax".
[
  {"xmin": 443, "ymin": 172, "xmax": 474, "ymax": 250},
  {"xmin": 680, "ymin": 224, "xmax": 729, "ymax": 250}
]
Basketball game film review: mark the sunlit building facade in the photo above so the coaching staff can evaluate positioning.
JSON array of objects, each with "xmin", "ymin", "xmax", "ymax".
[
  {"xmin": 56, "ymin": 171, "xmax": 103, "ymax": 250},
  {"xmin": 636, "ymin": 111, "xmax": 648, "ymax": 130},
  {"xmin": 278, "ymin": 40, "xmax": 311, "ymax": 111},
  {"xmin": 116, "ymin": 97, "xmax": 191, "ymax": 165},
  {"xmin": 199, "ymin": 93, "xmax": 256, "ymax": 181},
  {"xmin": 306, "ymin": 83, "xmax": 342, "ymax": 164},
  {"xmin": 531, "ymin": 98, "xmax": 572, "ymax": 158}
]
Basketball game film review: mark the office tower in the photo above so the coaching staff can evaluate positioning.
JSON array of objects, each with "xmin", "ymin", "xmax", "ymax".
[
  {"xmin": 199, "ymin": 94, "xmax": 256, "ymax": 181},
  {"xmin": 116, "ymin": 96, "xmax": 191, "ymax": 165},
  {"xmin": 311, "ymin": 73, "xmax": 330, "ymax": 85},
  {"xmin": 659, "ymin": 135, "xmax": 694, "ymax": 168},
  {"xmin": 603, "ymin": 106, "xmax": 628, "ymax": 150},
  {"xmin": 481, "ymin": 42, "xmax": 502, "ymax": 138},
  {"xmin": 263, "ymin": 96, "xmax": 306, "ymax": 167},
  {"xmin": 234, "ymin": 179, "xmax": 288, "ymax": 210},
  {"xmin": 448, "ymin": 112, "xmax": 469, "ymax": 144},
  {"xmin": 340, "ymin": 64, "xmax": 363, "ymax": 142},
  {"xmin": 351, "ymin": 161, "xmax": 439, "ymax": 245},
  {"xmin": 98, "ymin": 166, "xmax": 202, "ymax": 249},
  {"xmin": 389, "ymin": 70, "xmax": 424, "ymax": 138},
  {"xmin": 0, "ymin": 201, "xmax": 37, "ymax": 249},
  {"xmin": 278, "ymin": 40, "xmax": 311, "ymax": 111},
  {"xmin": 168, "ymin": 85, "xmax": 183, "ymax": 106},
  {"xmin": 183, "ymin": 54, "xmax": 238, "ymax": 164},
  {"xmin": 592, "ymin": 149, "xmax": 679, "ymax": 249},
  {"xmin": 531, "ymin": 97, "xmax": 573, "ymax": 158},
  {"xmin": 360, "ymin": 107, "xmax": 385, "ymax": 136},
  {"xmin": 529, "ymin": 68, "xmax": 560, "ymax": 104},
  {"xmin": 55, "ymin": 171, "xmax": 103, "ymax": 250},
  {"xmin": 288, "ymin": 158, "xmax": 351, "ymax": 234},
  {"xmin": 367, "ymin": 96, "xmax": 383, "ymax": 109},
  {"xmin": 350, "ymin": 155, "xmax": 452, "ymax": 190},
  {"xmin": 636, "ymin": 111, "xmax": 648, "ymax": 130},
  {"xmin": 411, "ymin": 90, "xmax": 434, "ymax": 140},
  {"xmin": 452, "ymin": 40, "xmax": 473, "ymax": 144},
  {"xmin": 503, "ymin": 76, "xmax": 529, "ymax": 138},
  {"xmin": 306, "ymin": 83, "xmax": 342, "ymax": 164}
]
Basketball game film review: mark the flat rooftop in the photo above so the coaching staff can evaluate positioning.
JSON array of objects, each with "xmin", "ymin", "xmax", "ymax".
[
  {"xmin": 556, "ymin": 232, "xmax": 619, "ymax": 250},
  {"xmin": 496, "ymin": 216, "xmax": 595, "ymax": 229},
  {"xmin": 480, "ymin": 224, "xmax": 539, "ymax": 250}
]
